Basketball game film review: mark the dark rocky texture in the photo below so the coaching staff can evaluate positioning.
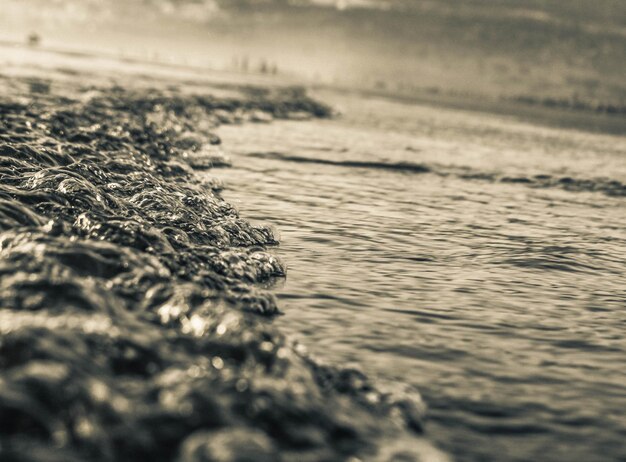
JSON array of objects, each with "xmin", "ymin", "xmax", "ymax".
[{"xmin": 0, "ymin": 75, "xmax": 430, "ymax": 461}]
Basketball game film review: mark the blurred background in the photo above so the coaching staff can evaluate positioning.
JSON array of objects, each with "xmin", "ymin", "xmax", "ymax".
[{"xmin": 2, "ymin": 0, "xmax": 625, "ymax": 111}]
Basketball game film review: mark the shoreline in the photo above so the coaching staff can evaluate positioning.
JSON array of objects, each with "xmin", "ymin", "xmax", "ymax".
[
  {"xmin": 0, "ymin": 66, "xmax": 447, "ymax": 461},
  {"xmin": 3, "ymin": 40, "xmax": 624, "ymax": 137},
  {"xmin": 313, "ymin": 85, "xmax": 626, "ymax": 137}
]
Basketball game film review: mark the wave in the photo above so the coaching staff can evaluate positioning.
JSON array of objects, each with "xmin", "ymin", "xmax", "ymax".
[
  {"xmin": 247, "ymin": 151, "xmax": 432, "ymax": 173},
  {"xmin": 499, "ymin": 174, "xmax": 626, "ymax": 197},
  {"xmin": 247, "ymin": 151, "xmax": 626, "ymax": 198}
]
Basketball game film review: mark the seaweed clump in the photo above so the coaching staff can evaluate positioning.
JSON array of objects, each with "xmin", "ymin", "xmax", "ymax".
[{"xmin": 0, "ymin": 77, "xmax": 430, "ymax": 461}]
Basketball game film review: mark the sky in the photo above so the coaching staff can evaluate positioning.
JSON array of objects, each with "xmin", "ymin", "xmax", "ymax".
[
  {"xmin": 3, "ymin": 0, "xmax": 625, "ymax": 30},
  {"xmin": 1, "ymin": 0, "xmax": 393, "ymax": 25}
]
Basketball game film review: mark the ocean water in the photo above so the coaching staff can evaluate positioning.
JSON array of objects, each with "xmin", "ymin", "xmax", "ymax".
[{"xmin": 214, "ymin": 94, "xmax": 626, "ymax": 462}]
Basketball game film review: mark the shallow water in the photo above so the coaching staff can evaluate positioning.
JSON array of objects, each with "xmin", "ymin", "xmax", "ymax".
[{"xmin": 215, "ymin": 95, "xmax": 626, "ymax": 462}]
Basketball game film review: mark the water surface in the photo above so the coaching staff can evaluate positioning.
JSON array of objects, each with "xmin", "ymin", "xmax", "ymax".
[{"xmin": 215, "ymin": 95, "xmax": 626, "ymax": 462}]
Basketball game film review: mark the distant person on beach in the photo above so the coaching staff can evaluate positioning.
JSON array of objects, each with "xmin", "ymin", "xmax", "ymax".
[{"xmin": 27, "ymin": 32, "xmax": 41, "ymax": 47}]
